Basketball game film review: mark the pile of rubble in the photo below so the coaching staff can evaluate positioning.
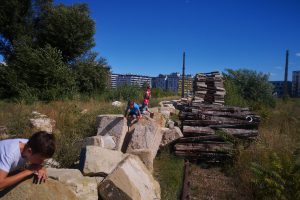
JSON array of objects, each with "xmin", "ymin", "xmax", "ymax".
[
  {"xmin": 79, "ymin": 114, "xmax": 162, "ymax": 199},
  {"xmin": 2, "ymin": 108, "xmax": 183, "ymax": 200},
  {"xmin": 29, "ymin": 111, "xmax": 56, "ymax": 133}
]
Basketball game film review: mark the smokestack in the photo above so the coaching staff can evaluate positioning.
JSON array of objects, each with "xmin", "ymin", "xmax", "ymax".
[
  {"xmin": 181, "ymin": 51, "xmax": 185, "ymax": 98},
  {"xmin": 283, "ymin": 50, "xmax": 289, "ymax": 97}
]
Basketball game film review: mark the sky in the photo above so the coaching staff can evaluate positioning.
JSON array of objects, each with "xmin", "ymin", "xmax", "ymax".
[{"xmin": 4, "ymin": 0, "xmax": 300, "ymax": 80}]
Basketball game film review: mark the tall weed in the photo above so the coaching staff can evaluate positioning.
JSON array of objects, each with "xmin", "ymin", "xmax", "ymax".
[{"xmin": 233, "ymin": 99, "xmax": 300, "ymax": 199}]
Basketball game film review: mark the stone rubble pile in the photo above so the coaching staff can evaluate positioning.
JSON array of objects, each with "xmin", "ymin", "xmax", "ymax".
[
  {"xmin": 2, "ymin": 101, "xmax": 185, "ymax": 200},
  {"xmin": 29, "ymin": 111, "xmax": 55, "ymax": 133}
]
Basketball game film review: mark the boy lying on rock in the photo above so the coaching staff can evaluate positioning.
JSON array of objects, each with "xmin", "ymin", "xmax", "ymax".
[{"xmin": 0, "ymin": 131, "xmax": 55, "ymax": 190}]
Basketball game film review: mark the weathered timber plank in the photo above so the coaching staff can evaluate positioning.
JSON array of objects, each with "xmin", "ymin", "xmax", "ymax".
[
  {"xmin": 174, "ymin": 142, "xmax": 233, "ymax": 152},
  {"xmin": 177, "ymin": 135, "xmax": 225, "ymax": 143},
  {"xmin": 220, "ymin": 128, "xmax": 259, "ymax": 139},
  {"xmin": 183, "ymin": 126, "xmax": 215, "ymax": 134}
]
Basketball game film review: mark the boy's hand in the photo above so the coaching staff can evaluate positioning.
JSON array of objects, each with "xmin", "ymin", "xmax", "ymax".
[{"xmin": 31, "ymin": 167, "xmax": 47, "ymax": 184}]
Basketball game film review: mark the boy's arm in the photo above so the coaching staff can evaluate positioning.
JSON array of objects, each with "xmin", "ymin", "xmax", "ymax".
[
  {"xmin": 0, "ymin": 169, "xmax": 34, "ymax": 190},
  {"xmin": 137, "ymin": 109, "xmax": 142, "ymax": 118},
  {"xmin": 124, "ymin": 106, "xmax": 129, "ymax": 117}
]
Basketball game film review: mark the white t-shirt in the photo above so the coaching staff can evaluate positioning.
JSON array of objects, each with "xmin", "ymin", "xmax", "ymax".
[{"xmin": 0, "ymin": 138, "xmax": 28, "ymax": 173}]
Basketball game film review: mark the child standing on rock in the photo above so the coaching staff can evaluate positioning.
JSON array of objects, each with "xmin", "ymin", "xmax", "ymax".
[{"xmin": 140, "ymin": 85, "xmax": 154, "ymax": 117}]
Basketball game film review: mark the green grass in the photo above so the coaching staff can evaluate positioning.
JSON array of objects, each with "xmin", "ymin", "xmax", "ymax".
[
  {"xmin": 0, "ymin": 99, "xmax": 124, "ymax": 167},
  {"xmin": 0, "ymin": 95, "xmax": 180, "ymax": 168},
  {"xmin": 154, "ymin": 147, "xmax": 184, "ymax": 200}
]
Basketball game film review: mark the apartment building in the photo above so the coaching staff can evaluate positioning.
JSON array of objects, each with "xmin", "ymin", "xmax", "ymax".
[
  {"xmin": 152, "ymin": 72, "xmax": 180, "ymax": 92},
  {"xmin": 110, "ymin": 73, "xmax": 151, "ymax": 88},
  {"xmin": 270, "ymin": 81, "xmax": 292, "ymax": 97},
  {"xmin": 292, "ymin": 71, "xmax": 300, "ymax": 97}
]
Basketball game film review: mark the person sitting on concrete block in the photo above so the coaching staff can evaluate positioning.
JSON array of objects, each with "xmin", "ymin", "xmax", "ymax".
[{"xmin": 0, "ymin": 131, "xmax": 55, "ymax": 190}]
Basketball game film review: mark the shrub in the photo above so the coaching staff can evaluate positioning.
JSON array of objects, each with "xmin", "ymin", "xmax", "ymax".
[
  {"xmin": 224, "ymin": 78, "xmax": 247, "ymax": 107},
  {"xmin": 151, "ymin": 88, "xmax": 176, "ymax": 98},
  {"xmin": 104, "ymin": 84, "xmax": 142, "ymax": 102},
  {"xmin": 251, "ymin": 152, "xmax": 300, "ymax": 200},
  {"xmin": 73, "ymin": 54, "xmax": 110, "ymax": 95},
  {"xmin": 233, "ymin": 99, "xmax": 300, "ymax": 199},
  {"xmin": 0, "ymin": 44, "xmax": 76, "ymax": 101},
  {"xmin": 223, "ymin": 69, "xmax": 276, "ymax": 109}
]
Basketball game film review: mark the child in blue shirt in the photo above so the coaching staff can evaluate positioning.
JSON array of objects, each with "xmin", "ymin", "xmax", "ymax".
[{"xmin": 124, "ymin": 100, "xmax": 142, "ymax": 124}]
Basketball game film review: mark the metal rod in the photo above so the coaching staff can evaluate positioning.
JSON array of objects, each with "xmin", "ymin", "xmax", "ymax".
[
  {"xmin": 182, "ymin": 51, "xmax": 186, "ymax": 98},
  {"xmin": 283, "ymin": 49, "xmax": 289, "ymax": 97}
]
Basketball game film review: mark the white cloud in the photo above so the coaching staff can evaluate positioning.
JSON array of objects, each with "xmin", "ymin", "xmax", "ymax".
[
  {"xmin": 275, "ymin": 66, "xmax": 282, "ymax": 70},
  {"xmin": 296, "ymin": 52, "xmax": 300, "ymax": 57},
  {"xmin": 270, "ymin": 73, "xmax": 277, "ymax": 76}
]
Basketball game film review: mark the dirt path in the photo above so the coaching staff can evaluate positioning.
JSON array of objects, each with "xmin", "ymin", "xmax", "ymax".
[{"xmin": 187, "ymin": 164, "xmax": 251, "ymax": 200}]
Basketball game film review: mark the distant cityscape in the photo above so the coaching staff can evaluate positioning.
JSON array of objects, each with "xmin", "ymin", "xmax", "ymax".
[
  {"xmin": 110, "ymin": 72, "xmax": 193, "ymax": 95},
  {"xmin": 109, "ymin": 70, "xmax": 300, "ymax": 97}
]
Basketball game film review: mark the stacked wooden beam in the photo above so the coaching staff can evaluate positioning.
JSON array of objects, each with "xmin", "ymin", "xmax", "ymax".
[
  {"xmin": 175, "ymin": 104, "xmax": 260, "ymax": 161},
  {"xmin": 193, "ymin": 71, "xmax": 225, "ymax": 106},
  {"xmin": 174, "ymin": 71, "xmax": 260, "ymax": 162}
]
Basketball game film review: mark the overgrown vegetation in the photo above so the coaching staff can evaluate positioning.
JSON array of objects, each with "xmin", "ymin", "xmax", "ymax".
[
  {"xmin": 233, "ymin": 99, "xmax": 300, "ymax": 200},
  {"xmin": 0, "ymin": 93, "xmax": 178, "ymax": 167},
  {"xmin": 223, "ymin": 68, "xmax": 276, "ymax": 110},
  {"xmin": 103, "ymin": 84, "xmax": 177, "ymax": 105},
  {"xmin": 223, "ymin": 69, "xmax": 300, "ymax": 199},
  {"xmin": 0, "ymin": 100, "xmax": 123, "ymax": 167}
]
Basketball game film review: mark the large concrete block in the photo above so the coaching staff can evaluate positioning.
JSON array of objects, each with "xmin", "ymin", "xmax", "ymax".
[
  {"xmin": 160, "ymin": 105, "xmax": 176, "ymax": 114},
  {"xmin": 98, "ymin": 155, "xmax": 161, "ymax": 200},
  {"xmin": 128, "ymin": 149, "xmax": 153, "ymax": 172},
  {"xmin": 125, "ymin": 117, "xmax": 163, "ymax": 171},
  {"xmin": 96, "ymin": 115, "xmax": 127, "ymax": 151},
  {"xmin": 0, "ymin": 179, "xmax": 77, "ymax": 200},
  {"xmin": 47, "ymin": 168, "xmax": 99, "ymax": 200},
  {"xmin": 148, "ymin": 108, "xmax": 167, "ymax": 127},
  {"xmin": 160, "ymin": 127, "xmax": 183, "ymax": 147},
  {"xmin": 81, "ymin": 135, "xmax": 116, "ymax": 149},
  {"xmin": 79, "ymin": 146, "xmax": 128, "ymax": 176}
]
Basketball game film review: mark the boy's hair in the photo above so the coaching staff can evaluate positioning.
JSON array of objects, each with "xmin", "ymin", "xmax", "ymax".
[
  {"xmin": 26, "ymin": 131, "xmax": 55, "ymax": 158},
  {"xmin": 127, "ymin": 100, "xmax": 134, "ymax": 106}
]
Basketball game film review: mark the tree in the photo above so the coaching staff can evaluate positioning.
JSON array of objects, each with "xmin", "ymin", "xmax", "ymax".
[
  {"xmin": 0, "ymin": 0, "xmax": 108, "ymax": 101},
  {"xmin": 73, "ymin": 52, "xmax": 110, "ymax": 95},
  {"xmin": 0, "ymin": 0, "xmax": 53, "ymax": 59},
  {"xmin": 0, "ymin": 0, "xmax": 32, "ymax": 59},
  {"xmin": 0, "ymin": 1, "xmax": 95, "ymax": 63},
  {"xmin": 37, "ymin": 4, "xmax": 95, "ymax": 62},
  {"xmin": 223, "ymin": 69, "xmax": 275, "ymax": 108}
]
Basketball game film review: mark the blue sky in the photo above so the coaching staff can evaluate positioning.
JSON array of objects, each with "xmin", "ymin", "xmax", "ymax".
[{"xmin": 4, "ymin": 0, "xmax": 300, "ymax": 80}]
